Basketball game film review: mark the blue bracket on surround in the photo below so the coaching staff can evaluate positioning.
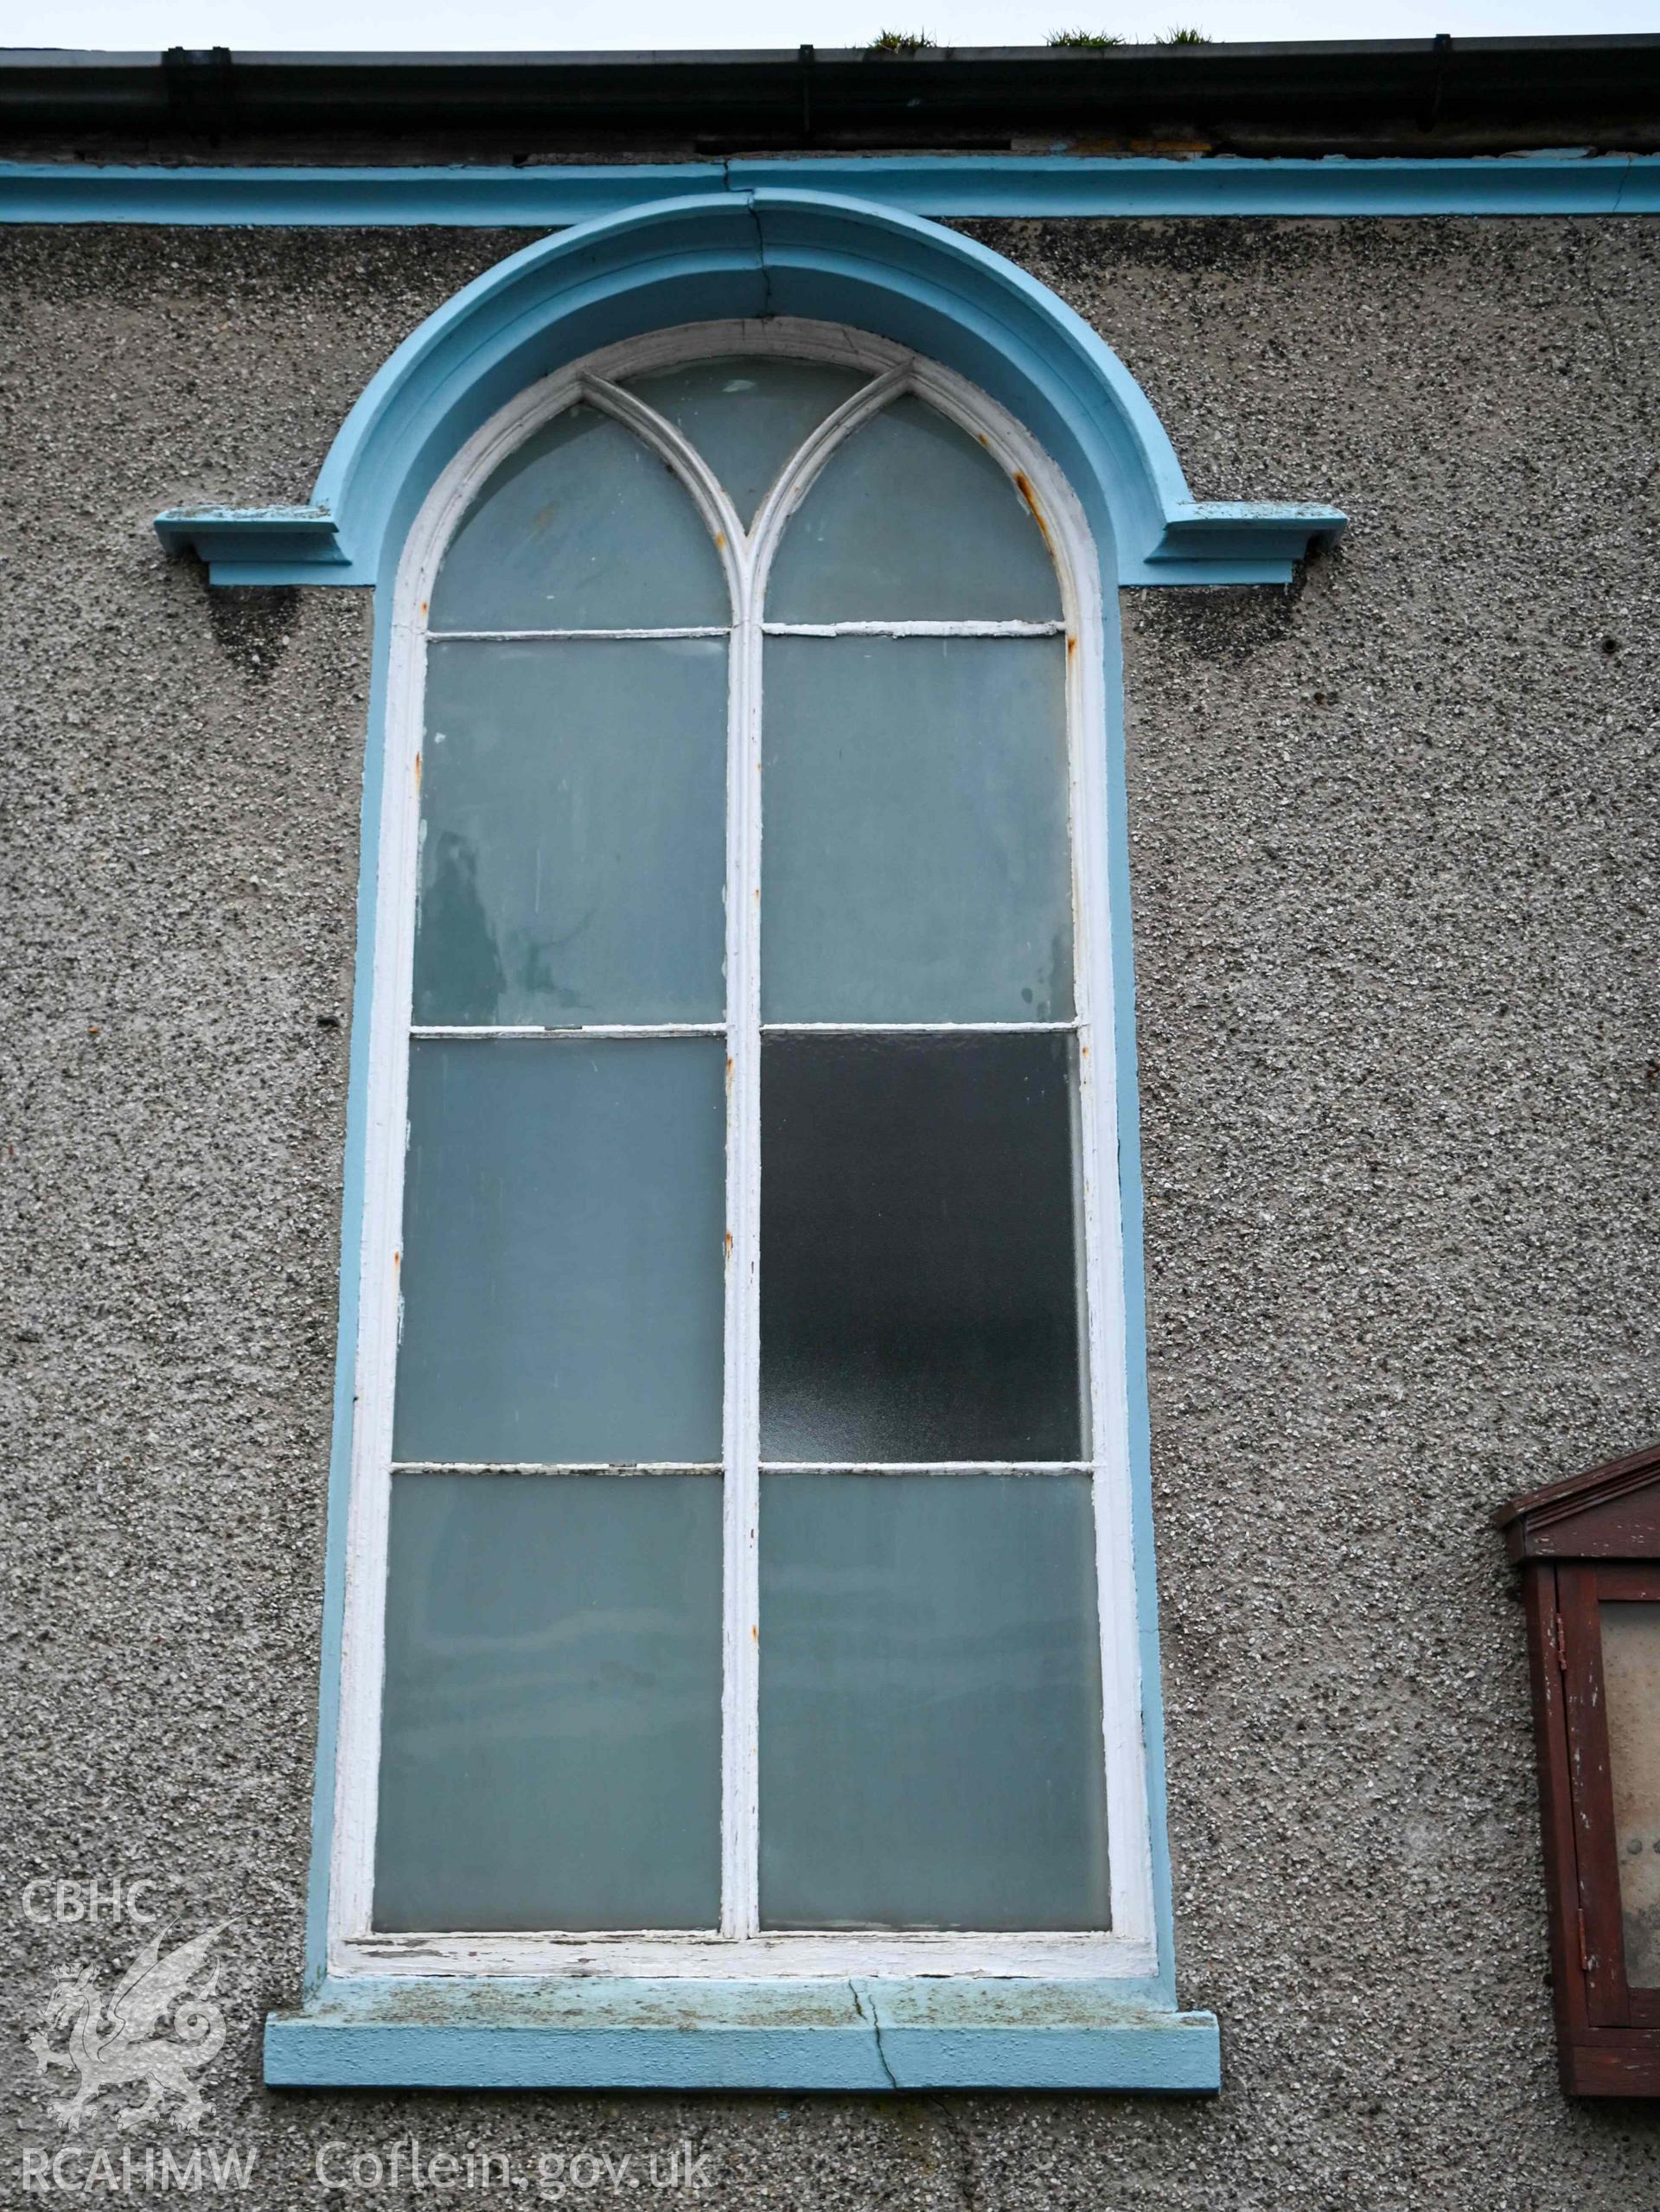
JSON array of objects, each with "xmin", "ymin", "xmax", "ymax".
[
  {"xmin": 153, "ymin": 186, "xmax": 1344, "ymax": 591},
  {"xmin": 152, "ymin": 504, "xmax": 347, "ymax": 568}
]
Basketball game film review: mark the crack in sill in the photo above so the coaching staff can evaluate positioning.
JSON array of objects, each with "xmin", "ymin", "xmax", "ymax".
[{"xmin": 848, "ymin": 1979, "xmax": 900, "ymax": 2092}]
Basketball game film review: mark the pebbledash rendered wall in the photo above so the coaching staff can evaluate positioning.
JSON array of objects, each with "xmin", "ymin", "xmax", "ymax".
[{"xmin": 3, "ymin": 208, "xmax": 1659, "ymax": 2207}]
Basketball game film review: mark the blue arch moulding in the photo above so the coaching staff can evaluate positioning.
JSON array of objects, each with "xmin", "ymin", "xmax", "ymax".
[
  {"xmin": 180, "ymin": 189, "xmax": 1334, "ymax": 2093},
  {"xmin": 154, "ymin": 189, "xmax": 1344, "ymax": 590}
]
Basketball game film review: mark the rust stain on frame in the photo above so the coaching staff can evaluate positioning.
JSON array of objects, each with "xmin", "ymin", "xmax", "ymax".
[{"xmin": 1012, "ymin": 470, "xmax": 1054, "ymax": 555}]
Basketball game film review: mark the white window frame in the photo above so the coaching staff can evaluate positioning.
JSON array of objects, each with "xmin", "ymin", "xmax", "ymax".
[{"xmin": 328, "ymin": 316, "xmax": 1157, "ymax": 1983}]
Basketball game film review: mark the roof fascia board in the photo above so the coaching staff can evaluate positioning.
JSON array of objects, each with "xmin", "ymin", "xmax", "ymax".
[{"xmin": 3, "ymin": 152, "xmax": 1658, "ymax": 224}]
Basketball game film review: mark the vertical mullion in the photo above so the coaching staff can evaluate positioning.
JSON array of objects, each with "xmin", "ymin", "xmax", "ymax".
[{"xmin": 720, "ymin": 578, "xmax": 763, "ymax": 1940}]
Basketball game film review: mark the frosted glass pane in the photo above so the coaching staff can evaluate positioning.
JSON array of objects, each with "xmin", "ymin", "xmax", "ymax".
[
  {"xmin": 1602, "ymin": 1601, "xmax": 1660, "ymax": 1987},
  {"xmin": 414, "ymin": 639, "xmax": 726, "ymax": 1026},
  {"xmin": 375, "ymin": 1473, "xmax": 722, "ymax": 1930},
  {"xmin": 763, "ymin": 636, "xmax": 1072, "ymax": 1022},
  {"xmin": 759, "ymin": 1473, "xmax": 1108, "ymax": 1929},
  {"xmin": 760, "ymin": 1033, "xmax": 1086, "ymax": 1461},
  {"xmin": 393, "ymin": 1039, "xmax": 725, "ymax": 1464},
  {"xmin": 621, "ymin": 355, "xmax": 870, "ymax": 524},
  {"xmin": 766, "ymin": 394, "xmax": 1062, "ymax": 623},
  {"xmin": 430, "ymin": 403, "xmax": 728, "ymax": 632}
]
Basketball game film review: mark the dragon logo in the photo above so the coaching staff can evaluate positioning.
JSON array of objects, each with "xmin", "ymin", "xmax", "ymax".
[{"xmin": 26, "ymin": 1925, "xmax": 228, "ymax": 2134}]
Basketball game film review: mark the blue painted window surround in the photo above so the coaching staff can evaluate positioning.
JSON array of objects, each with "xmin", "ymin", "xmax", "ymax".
[{"xmin": 157, "ymin": 189, "xmax": 1350, "ymax": 2092}]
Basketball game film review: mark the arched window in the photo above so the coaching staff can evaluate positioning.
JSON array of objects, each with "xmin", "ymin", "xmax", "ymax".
[{"xmin": 332, "ymin": 321, "xmax": 1152, "ymax": 1979}]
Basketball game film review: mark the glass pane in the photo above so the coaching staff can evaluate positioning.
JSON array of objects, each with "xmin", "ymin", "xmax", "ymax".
[
  {"xmin": 1602, "ymin": 1601, "xmax": 1660, "ymax": 1988},
  {"xmin": 430, "ymin": 403, "xmax": 728, "ymax": 632},
  {"xmin": 759, "ymin": 1033, "xmax": 1085, "ymax": 1462},
  {"xmin": 414, "ymin": 639, "xmax": 726, "ymax": 1026},
  {"xmin": 765, "ymin": 393, "xmax": 1062, "ymax": 623},
  {"xmin": 375, "ymin": 1472, "xmax": 722, "ymax": 1931},
  {"xmin": 762, "ymin": 636, "xmax": 1072, "ymax": 1023},
  {"xmin": 620, "ymin": 354, "xmax": 871, "ymax": 526},
  {"xmin": 759, "ymin": 1472, "xmax": 1108, "ymax": 1928},
  {"xmin": 393, "ymin": 1039, "xmax": 725, "ymax": 1465}
]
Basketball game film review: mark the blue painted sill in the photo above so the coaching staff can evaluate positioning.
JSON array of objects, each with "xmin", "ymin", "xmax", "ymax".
[{"xmin": 265, "ymin": 1979, "xmax": 1221, "ymax": 2094}]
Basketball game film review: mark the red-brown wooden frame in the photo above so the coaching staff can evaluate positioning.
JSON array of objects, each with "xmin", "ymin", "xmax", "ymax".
[
  {"xmin": 1499, "ymin": 1444, "xmax": 1660, "ymax": 2097},
  {"xmin": 1561, "ymin": 1564, "xmax": 1660, "ymax": 2030}
]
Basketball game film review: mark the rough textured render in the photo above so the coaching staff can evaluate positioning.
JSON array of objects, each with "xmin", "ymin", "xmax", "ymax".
[{"xmin": 3, "ymin": 217, "xmax": 1659, "ymax": 2205}]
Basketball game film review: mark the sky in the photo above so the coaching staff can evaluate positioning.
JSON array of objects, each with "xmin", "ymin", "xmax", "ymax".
[{"xmin": 12, "ymin": 0, "xmax": 1659, "ymax": 54}]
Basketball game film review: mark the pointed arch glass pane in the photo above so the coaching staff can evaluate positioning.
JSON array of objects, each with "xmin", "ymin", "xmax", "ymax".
[
  {"xmin": 430, "ymin": 402, "xmax": 728, "ymax": 632},
  {"xmin": 619, "ymin": 355, "xmax": 872, "ymax": 527},
  {"xmin": 765, "ymin": 394, "xmax": 1063, "ymax": 623}
]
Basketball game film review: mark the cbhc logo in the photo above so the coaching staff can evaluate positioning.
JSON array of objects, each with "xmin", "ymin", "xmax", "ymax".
[{"xmin": 22, "ymin": 1879, "xmax": 160, "ymax": 1926}]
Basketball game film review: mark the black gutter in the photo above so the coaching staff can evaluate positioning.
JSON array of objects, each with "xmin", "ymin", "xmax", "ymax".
[{"xmin": 3, "ymin": 40, "xmax": 1658, "ymax": 156}]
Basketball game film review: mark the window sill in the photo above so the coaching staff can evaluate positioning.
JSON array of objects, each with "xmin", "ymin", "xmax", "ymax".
[{"xmin": 265, "ymin": 1977, "xmax": 1220, "ymax": 2093}]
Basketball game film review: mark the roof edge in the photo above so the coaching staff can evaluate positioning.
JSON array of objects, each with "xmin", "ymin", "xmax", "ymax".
[{"xmin": 6, "ymin": 39, "xmax": 1659, "ymax": 157}]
